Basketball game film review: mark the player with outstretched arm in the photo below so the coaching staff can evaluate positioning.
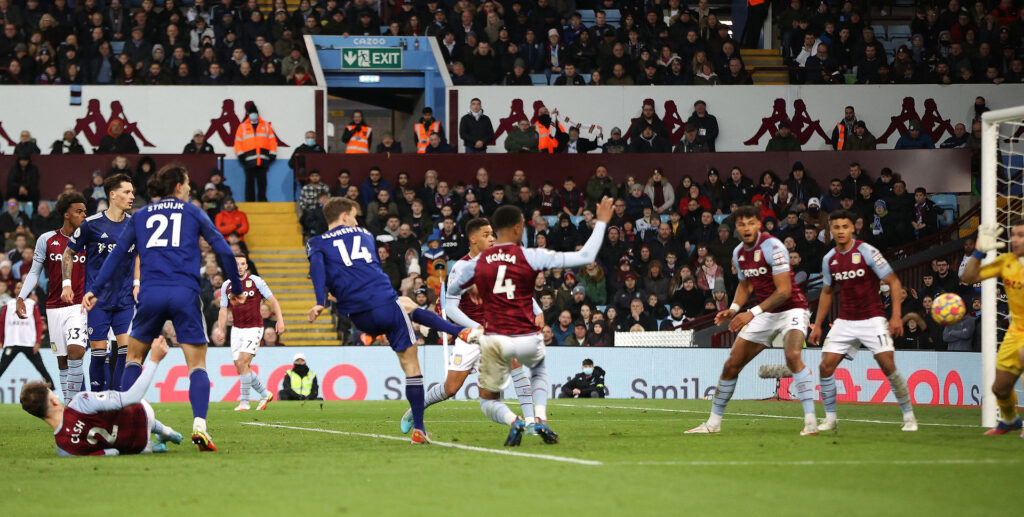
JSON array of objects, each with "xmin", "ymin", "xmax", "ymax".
[
  {"xmin": 306, "ymin": 197, "xmax": 481, "ymax": 444},
  {"xmin": 83, "ymin": 165, "xmax": 246, "ymax": 452},
  {"xmin": 808, "ymin": 210, "xmax": 918, "ymax": 432},
  {"xmin": 686, "ymin": 205, "xmax": 818, "ymax": 436},
  {"xmin": 19, "ymin": 336, "xmax": 182, "ymax": 456}
]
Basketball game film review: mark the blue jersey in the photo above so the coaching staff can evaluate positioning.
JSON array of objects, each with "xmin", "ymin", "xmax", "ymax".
[
  {"xmin": 307, "ymin": 225, "xmax": 396, "ymax": 314},
  {"xmin": 67, "ymin": 211, "xmax": 137, "ymax": 310},
  {"xmin": 93, "ymin": 197, "xmax": 242, "ymax": 298}
]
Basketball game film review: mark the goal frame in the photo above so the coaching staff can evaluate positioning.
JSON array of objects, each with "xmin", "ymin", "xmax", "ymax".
[{"xmin": 980, "ymin": 105, "xmax": 1024, "ymax": 428}]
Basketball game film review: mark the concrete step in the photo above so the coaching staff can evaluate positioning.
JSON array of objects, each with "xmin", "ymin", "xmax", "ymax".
[
  {"xmin": 250, "ymin": 249, "xmax": 305, "ymax": 256},
  {"xmin": 283, "ymin": 322, "xmax": 335, "ymax": 331},
  {"xmin": 249, "ymin": 256, "xmax": 307, "ymax": 263},
  {"xmin": 741, "ymin": 48, "xmax": 781, "ymax": 57},
  {"xmin": 237, "ymin": 202, "xmax": 298, "ymax": 215}
]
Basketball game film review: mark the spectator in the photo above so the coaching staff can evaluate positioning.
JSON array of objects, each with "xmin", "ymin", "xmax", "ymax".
[
  {"xmin": 215, "ymin": 197, "xmax": 249, "ymax": 242},
  {"xmin": 602, "ymin": 127, "xmax": 628, "ymax": 153},
  {"xmin": 504, "ymin": 118, "xmax": 539, "ymax": 153},
  {"xmin": 413, "ymin": 107, "xmax": 443, "ymax": 154},
  {"xmin": 96, "ymin": 119, "xmax": 139, "ymax": 154},
  {"xmin": 49, "ymin": 130, "xmax": 85, "ymax": 155},
  {"xmin": 559, "ymin": 359, "xmax": 606, "ymax": 397},
  {"xmin": 940, "ymin": 123, "xmax": 969, "ymax": 149},
  {"xmin": 183, "ymin": 129, "xmax": 215, "ymax": 154},
  {"xmin": 359, "ymin": 167, "xmax": 392, "ymax": 207},
  {"xmin": 29, "ymin": 200, "xmax": 58, "ymax": 236},
  {"xmin": 299, "ymin": 169, "xmax": 329, "ymax": 213},
  {"xmin": 942, "ymin": 306, "xmax": 977, "ymax": 351},
  {"xmin": 630, "ymin": 124, "xmax": 670, "ymax": 153},
  {"xmin": 556, "ymin": 126, "xmax": 599, "ymax": 154},
  {"xmin": 551, "ymin": 310, "xmax": 573, "ymax": 345},
  {"xmin": 234, "ymin": 101, "xmax": 277, "ymax": 202},
  {"xmin": 830, "ymin": 106, "xmax": 857, "ymax": 150},
  {"xmin": 614, "ymin": 273, "xmax": 646, "ymax": 313},
  {"xmin": 459, "ymin": 98, "xmax": 494, "ymax": 153},
  {"xmin": 423, "ymin": 132, "xmax": 455, "ymax": 153},
  {"xmin": 7, "ymin": 154, "xmax": 39, "ymax": 209},
  {"xmin": 673, "ymin": 123, "xmax": 711, "ymax": 153},
  {"xmin": 644, "ymin": 168, "xmax": 675, "ymax": 214},
  {"xmin": 766, "ymin": 121, "xmax": 801, "ymax": 151},
  {"xmin": 627, "ymin": 102, "xmax": 668, "ymax": 144},
  {"xmin": 686, "ymin": 100, "xmax": 719, "ymax": 151},
  {"xmin": 623, "ymin": 298, "xmax": 656, "ymax": 331},
  {"xmin": 910, "ymin": 187, "xmax": 941, "ymax": 238},
  {"xmin": 895, "ymin": 120, "xmax": 936, "ymax": 149},
  {"xmin": 279, "ymin": 353, "xmax": 319, "ymax": 400},
  {"xmin": 0, "ymin": 199, "xmax": 30, "ymax": 241},
  {"xmin": 288, "ymin": 130, "xmax": 324, "ymax": 170},
  {"xmin": 588, "ymin": 320, "xmax": 613, "ymax": 346},
  {"xmin": 341, "ymin": 110, "xmax": 372, "ymax": 154},
  {"xmin": 564, "ymin": 320, "xmax": 590, "ymax": 346},
  {"xmin": 13, "ymin": 131, "xmax": 40, "ymax": 157},
  {"xmin": 553, "ymin": 62, "xmax": 586, "ymax": 85}
]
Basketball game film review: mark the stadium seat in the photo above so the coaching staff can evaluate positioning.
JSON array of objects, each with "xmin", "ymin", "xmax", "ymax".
[
  {"xmin": 530, "ymin": 74, "xmax": 549, "ymax": 85},
  {"xmin": 871, "ymin": 25, "xmax": 887, "ymax": 40},
  {"xmin": 110, "ymin": 41, "xmax": 125, "ymax": 55},
  {"xmin": 570, "ymin": 215, "xmax": 584, "ymax": 225},
  {"xmin": 931, "ymin": 193, "xmax": 958, "ymax": 228},
  {"xmin": 660, "ymin": 214, "xmax": 670, "ymax": 223},
  {"xmin": 544, "ymin": 215, "xmax": 558, "ymax": 227},
  {"xmin": 604, "ymin": 10, "xmax": 621, "ymax": 24},
  {"xmin": 580, "ymin": 73, "xmax": 591, "ymax": 84},
  {"xmin": 713, "ymin": 214, "xmax": 728, "ymax": 224},
  {"xmin": 888, "ymin": 25, "xmax": 912, "ymax": 40},
  {"xmin": 578, "ymin": 9, "xmax": 595, "ymax": 24}
]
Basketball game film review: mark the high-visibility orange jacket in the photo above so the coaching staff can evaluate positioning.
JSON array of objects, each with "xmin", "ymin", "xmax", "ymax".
[
  {"xmin": 233, "ymin": 118, "xmax": 277, "ymax": 167},
  {"xmin": 414, "ymin": 120, "xmax": 442, "ymax": 153},
  {"xmin": 344, "ymin": 124, "xmax": 372, "ymax": 153},
  {"xmin": 536, "ymin": 121, "xmax": 564, "ymax": 153},
  {"xmin": 215, "ymin": 208, "xmax": 249, "ymax": 241}
]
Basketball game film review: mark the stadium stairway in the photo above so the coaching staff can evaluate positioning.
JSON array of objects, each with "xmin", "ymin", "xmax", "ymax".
[
  {"xmin": 237, "ymin": 202, "xmax": 339, "ymax": 346},
  {"xmin": 741, "ymin": 49, "xmax": 788, "ymax": 85}
]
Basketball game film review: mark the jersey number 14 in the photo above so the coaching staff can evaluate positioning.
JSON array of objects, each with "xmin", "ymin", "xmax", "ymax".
[{"xmin": 334, "ymin": 235, "xmax": 373, "ymax": 266}]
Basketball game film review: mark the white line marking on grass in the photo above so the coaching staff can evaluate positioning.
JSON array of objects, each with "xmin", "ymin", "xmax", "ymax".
[
  {"xmin": 614, "ymin": 459, "xmax": 1021, "ymax": 467},
  {"xmin": 242, "ymin": 422, "xmax": 602, "ymax": 466},
  {"xmin": 547, "ymin": 403, "xmax": 977, "ymax": 428}
]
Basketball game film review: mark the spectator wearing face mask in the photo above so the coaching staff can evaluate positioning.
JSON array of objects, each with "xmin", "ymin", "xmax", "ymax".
[
  {"xmin": 279, "ymin": 353, "xmax": 320, "ymax": 400},
  {"xmin": 233, "ymin": 101, "xmax": 277, "ymax": 201},
  {"xmin": 559, "ymin": 359, "xmax": 606, "ymax": 398}
]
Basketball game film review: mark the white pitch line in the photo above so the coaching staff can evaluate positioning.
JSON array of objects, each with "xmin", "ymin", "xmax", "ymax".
[
  {"xmin": 547, "ymin": 403, "xmax": 977, "ymax": 428},
  {"xmin": 614, "ymin": 458, "xmax": 1021, "ymax": 467},
  {"xmin": 242, "ymin": 422, "xmax": 602, "ymax": 466}
]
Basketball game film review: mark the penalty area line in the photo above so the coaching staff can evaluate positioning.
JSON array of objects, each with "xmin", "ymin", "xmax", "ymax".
[
  {"xmin": 614, "ymin": 458, "xmax": 1022, "ymax": 467},
  {"xmin": 242, "ymin": 422, "xmax": 602, "ymax": 466}
]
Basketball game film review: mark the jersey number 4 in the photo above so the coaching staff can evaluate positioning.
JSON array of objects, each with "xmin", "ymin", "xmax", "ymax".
[
  {"xmin": 334, "ymin": 235, "xmax": 373, "ymax": 266},
  {"xmin": 86, "ymin": 424, "xmax": 119, "ymax": 445},
  {"xmin": 493, "ymin": 265, "xmax": 515, "ymax": 300},
  {"xmin": 146, "ymin": 213, "xmax": 182, "ymax": 248}
]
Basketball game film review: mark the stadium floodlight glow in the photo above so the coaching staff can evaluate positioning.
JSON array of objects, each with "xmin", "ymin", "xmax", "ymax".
[
  {"xmin": 980, "ymin": 104, "xmax": 1024, "ymax": 428},
  {"xmin": 358, "ymin": 75, "xmax": 381, "ymax": 83}
]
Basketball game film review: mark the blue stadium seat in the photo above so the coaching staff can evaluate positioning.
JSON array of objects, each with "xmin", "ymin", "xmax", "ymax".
[
  {"xmin": 714, "ymin": 214, "xmax": 728, "ymax": 224},
  {"xmin": 871, "ymin": 25, "xmax": 887, "ymax": 39},
  {"xmin": 530, "ymin": 74, "xmax": 549, "ymax": 85},
  {"xmin": 570, "ymin": 215, "xmax": 584, "ymax": 225},
  {"xmin": 931, "ymin": 193, "xmax": 958, "ymax": 228},
  {"xmin": 110, "ymin": 41, "xmax": 126, "ymax": 55},
  {"xmin": 544, "ymin": 215, "xmax": 558, "ymax": 227},
  {"xmin": 604, "ymin": 10, "xmax": 621, "ymax": 24},
  {"xmin": 580, "ymin": 73, "xmax": 591, "ymax": 84},
  {"xmin": 660, "ymin": 214, "xmax": 670, "ymax": 223},
  {"xmin": 1001, "ymin": 154, "xmax": 1024, "ymax": 195},
  {"xmin": 596, "ymin": 305, "xmax": 607, "ymax": 313},
  {"xmin": 888, "ymin": 25, "xmax": 912, "ymax": 40},
  {"xmin": 578, "ymin": 9, "xmax": 595, "ymax": 24}
]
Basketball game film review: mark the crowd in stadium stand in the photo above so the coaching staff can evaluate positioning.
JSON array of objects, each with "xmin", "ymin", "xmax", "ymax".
[{"xmin": 296, "ymin": 161, "xmax": 980, "ymax": 350}]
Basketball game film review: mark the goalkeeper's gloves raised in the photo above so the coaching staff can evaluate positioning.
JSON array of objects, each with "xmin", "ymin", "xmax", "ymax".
[{"xmin": 974, "ymin": 224, "xmax": 1006, "ymax": 258}]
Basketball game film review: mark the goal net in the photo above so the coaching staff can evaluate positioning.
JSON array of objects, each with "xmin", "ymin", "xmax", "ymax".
[{"xmin": 981, "ymin": 106, "xmax": 1024, "ymax": 428}]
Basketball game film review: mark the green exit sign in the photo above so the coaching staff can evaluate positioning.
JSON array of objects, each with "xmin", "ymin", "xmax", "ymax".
[{"xmin": 341, "ymin": 48, "xmax": 403, "ymax": 70}]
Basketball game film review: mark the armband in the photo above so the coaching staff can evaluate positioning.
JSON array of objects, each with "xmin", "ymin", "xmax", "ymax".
[
  {"xmin": 133, "ymin": 279, "xmax": 141, "ymax": 286},
  {"xmin": 749, "ymin": 306, "xmax": 764, "ymax": 317},
  {"xmin": 61, "ymin": 279, "xmax": 72, "ymax": 288},
  {"xmin": 729, "ymin": 303, "xmax": 740, "ymax": 312},
  {"xmin": 972, "ymin": 250, "xmax": 986, "ymax": 260}
]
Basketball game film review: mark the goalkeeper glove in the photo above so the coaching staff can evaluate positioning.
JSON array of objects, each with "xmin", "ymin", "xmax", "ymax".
[{"xmin": 975, "ymin": 224, "xmax": 1006, "ymax": 256}]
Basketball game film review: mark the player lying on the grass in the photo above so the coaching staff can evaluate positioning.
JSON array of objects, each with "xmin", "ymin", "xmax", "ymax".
[
  {"xmin": 399, "ymin": 217, "xmax": 542, "ymax": 436},
  {"xmin": 63, "ymin": 174, "xmax": 140, "ymax": 392},
  {"xmin": 687, "ymin": 205, "xmax": 818, "ymax": 436},
  {"xmin": 307, "ymin": 197, "xmax": 481, "ymax": 444},
  {"xmin": 84, "ymin": 165, "xmax": 246, "ymax": 452},
  {"xmin": 961, "ymin": 221, "xmax": 1024, "ymax": 436},
  {"xmin": 213, "ymin": 254, "xmax": 284, "ymax": 412},
  {"xmin": 19, "ymin": 336, "xmax": 182, "ymax": 456},
  {"xmin": 808, "ymin": 210, "xmax": 917, "ymax": 432},
  {"xmin": 458, "ymin": 199, "xmax": 613, "ymax": 446}
]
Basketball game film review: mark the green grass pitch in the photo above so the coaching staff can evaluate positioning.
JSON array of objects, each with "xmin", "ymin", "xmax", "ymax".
[{"xmin": 0, "ymin": 399, "xmax": 1013, "ymax": 516}]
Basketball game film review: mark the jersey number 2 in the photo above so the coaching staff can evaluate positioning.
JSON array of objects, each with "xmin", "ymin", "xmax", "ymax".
[
  {"xmin": 492, "ymin": 265, "xmax": 515, "ymax": 300},
  {"xmin": 86, "ymin": 425, "xmax": 119, "ymax": 445},
  {"xmin": 334, "ymin": 235, "xmax": 373, "ymax": 266},
  {"xmin": 146, "ymin": 213, "xmax": 182, "ymax": 248}
]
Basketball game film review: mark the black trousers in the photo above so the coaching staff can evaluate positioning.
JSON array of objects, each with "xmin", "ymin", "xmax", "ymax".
[
  {"xmin": 741, "ymin": 2, "xmax": 770, "ymax": 49},
  {"xmin": 0, "ymin": 346, "xmax": 55, "ymax": 387},
  {"xmin": 244, "ymin": 163, "xmax": 270, "ymax": 202}
]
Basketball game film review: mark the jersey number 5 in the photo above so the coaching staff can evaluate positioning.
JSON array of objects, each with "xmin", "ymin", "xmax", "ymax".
[
  {"xmin": 86, "ymin": 425, "xmax": 119, "ymax": 445},
  {"xmin": 334, "ymin": 235, "xmax": 373, "ymax": 266},
  {"xmin": 493, "ymin": 265, "xmax": 515, "ymax": 300},
  {"xmin": 146, "ymin": 213, "xmax": 182, "ymax": 248}
]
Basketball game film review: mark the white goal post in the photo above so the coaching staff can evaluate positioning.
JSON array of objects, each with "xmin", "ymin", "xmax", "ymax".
[{"xmin": 980, "ymin": 105, "xmax": 1024, "ymax": 428}]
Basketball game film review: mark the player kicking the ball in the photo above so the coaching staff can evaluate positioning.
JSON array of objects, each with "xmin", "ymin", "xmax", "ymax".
[
  {"xmin": 19, "ymin": 336, "xmax": 182, "ymax": 456},
  {"xmin": 84, "ymin": 165, "xmax": 246, "ymax": 452},
  {"xmin": 808, "ymin": 210, "xmax": 917, "ymax": 432},
  {"xmin": 213, "ymin": 254, "xmax": 285, "ymax": 411},
  {"xmin": 307, "ymin": 197, "xmax": 480, "ymax": 444},
  {"xmin": 961, "ymin": 221, "xmax": 1024, "ymax": 436},
  {"xmin": 687, "ymin": 206, "xmax": 818, "ymax": 436},
  {"xmin": 399, "ymin": 217, "xmax": 541, "ymax": 435},
  {"xmin": 456, "ymin": 199, "xmax": 612, "ymax": 446}
]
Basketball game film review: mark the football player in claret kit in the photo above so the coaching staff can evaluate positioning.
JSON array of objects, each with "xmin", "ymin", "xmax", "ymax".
[
  {"xmin": 399, "ymin": 217, "xmax": 541, "ymax": 435},
  {"xmin": 20, "ymin": 336, "xmax": 182, "ymax": 456},
  {"xmin": 687, "ymin": 205, "xmax": 819, "ymax": 436},
  {"xmin": 63, "ymin": 174, "xmax": 140, "ymax": 392},
  {"xmin": 961, "ymin": 221, "xmax": 1024, "ymax": 436},
  {"xmin": 808, "ymin": 210, "xmax": 918, "ymax": 432},
  {"xmin": 307, "ymin": 197, "xmax": 481, "ymax": 444},
  {"xmin": 463, "ymin": 198, "xmax": 613, "ymax": 446},
  {"xmin": 213, "ymin": 254, "xmax": 284, "ymax": 411},
  {"xmin": 83, "ymin": 165, "xmax": 246, "ymax": 452},
  {"xmin": 17, "ymin": 192, "xmax": 88, "ymax": 404}
]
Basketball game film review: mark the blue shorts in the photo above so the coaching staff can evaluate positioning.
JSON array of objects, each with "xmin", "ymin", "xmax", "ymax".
[
  {"xmin": 130, "ymin": 287, "xmax": 208, "ymax": 345},
  {"xmin": 87, "ymin": 305, "xmax": 134, "ymax": 341},
  {"xmin": 349, "ymin": 300, "xmax": 416, "ymax": 352}
]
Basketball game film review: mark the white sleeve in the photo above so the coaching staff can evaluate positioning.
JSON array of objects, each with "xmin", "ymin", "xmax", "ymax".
[
  {"xmin": 524, "ymin": 221, "xmax": 607, "ymax": 270},
  {"xmin": 762, "ymin": 239, "xmax": 791, "ymax": 275},
  {"xmin": 18, "ymin": 237, "xmax": 48, "ymax": 299},
  {"xmin": 821, "ymin": 252, "xmax": 834, "ymax": 287},
  {"xmin": 532, "ymin": 298, "xmax": 542, "ymax": 316},
  {"xmin": 444, "ymin": 262, "xmax": 480, "ymax": 328},
  {"xmin": 219, "ymin": 286, "xmax": 229, "ymax": 308},
  {"xmin": 858, "ymin": 242, "xmax": 894, "ymax": 279},
  {"xmin": 252, "ymin": 276, "xmax": 274, "ymax": 298},
  {"xmin": 732, "ymin": 246, "xmax": 745, "ymax": 282}
]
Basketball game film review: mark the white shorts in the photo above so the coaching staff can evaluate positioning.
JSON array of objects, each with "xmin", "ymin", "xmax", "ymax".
[
  {"xmin": 230, "ymin": 326, "xmax": 263, "ymax": 361},
  {"xmin": 46, "ymin": 305, "xmax": 87, "ymax": 357},
  {"xmin": 448, "ymin": 338, "xmax": 480, "ymax": 373},
  {"xmin": 478, "ymin": 332, "xmax": 545, "ymax": 393},
  {"xmin": 822, "ymin": 317, "xmax": 894, "ymax": 359},
  {"xmin": 737, "ymin": 308, "xmax": 809, "ymax": 347}
]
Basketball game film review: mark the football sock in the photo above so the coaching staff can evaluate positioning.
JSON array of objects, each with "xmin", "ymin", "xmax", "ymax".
[
  {"xmin": 121, "ymin": 361, "xmax": 143, "ymax": 391},
  {"xmin": 66, "ymin": 359, "xmax": 84, "ymax": 401},
  {"xmin": 997, "ymin": 391, "xmax": 1019, "ymax": 424},
  {"xmin": 250, "ymin": 374, "xmax": 268, "ymax": 398},
  {"xmin": 151, "ymin": 418, "xmax": 170, "ymax": 439},
  {"xmin": 708, "ymin": 378, "xmax": 737, "ymax": 428},
  {"xmin": 529, "ymin": 360, "xmax": 549, "ymax": 422},
  {"xmin": 89, "ymin": 349, "xmax": 107, "ymax": 391},
  {"xmin": 112, "ymin": 346, "xmax": 127, "ymax": 391},
  {"xmin": 887, "ymin": 371, "xmax": 914, "ymax": 416},
  {"xmin": 405, "ymin": 375, "xmax": 425, "ymax": 431},
  {"xmin": 189, "ymin": 368, "xmax": 210, "ymax": 419},
  {"xmin": 411, "ymin": 308, "xmax": 464, "ymax": 337},
  {"xmin": 511, "ymin": 367, "xmax": 535, "ymax": 424},
  {"xmin": 792, "ymin": 366, "xmax": 817, "ymax": 417},
  {"xmin": 820, "ymin": 375, "xmax": 837, "ymax": 418},
  {"xmin": 58, "ymin": 369, "xmax": 68, "ymax": 402},
  {"xmin": 423, "ymin": 383, "xmax": 449, "ymax": 408},
  {"xmin": 239, "ymin": 373, "xmax": 251, "ymax": 402},
  {"xmin": 480, "ymin": 398, "xmax": 518, "ymax": 426}
]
